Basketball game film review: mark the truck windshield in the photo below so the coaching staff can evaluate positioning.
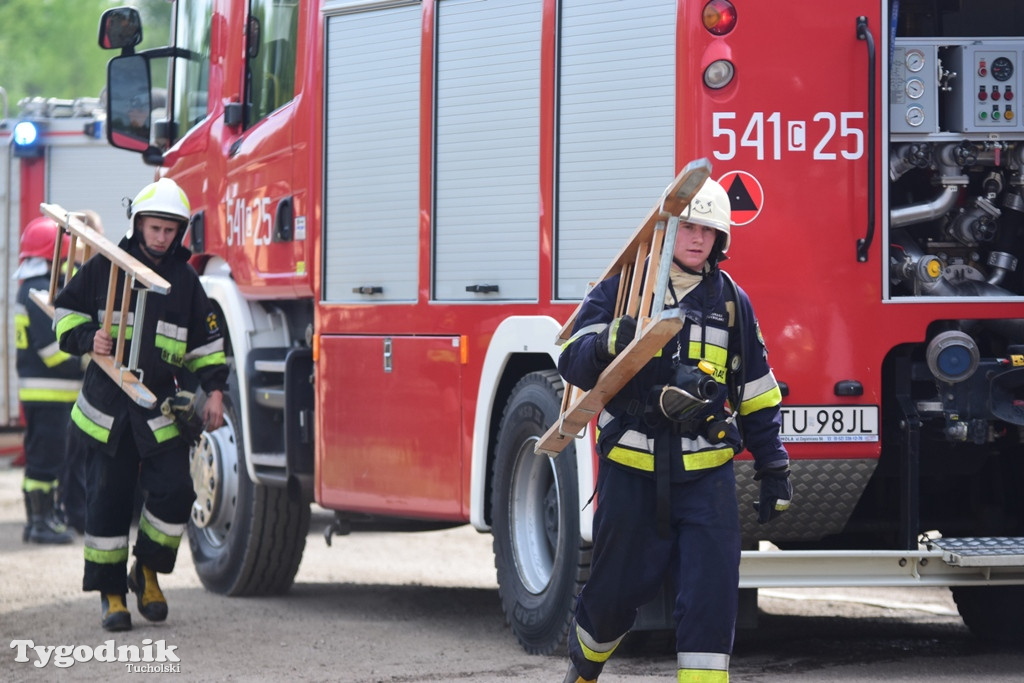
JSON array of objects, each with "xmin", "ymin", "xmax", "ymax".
[
  {"xmin": 246, "ymin": 0, "xmax": 299, "ymax": 126},
  {"xmin": 172, "ymin": 0, "xmax": 214, "ymax": 137}
]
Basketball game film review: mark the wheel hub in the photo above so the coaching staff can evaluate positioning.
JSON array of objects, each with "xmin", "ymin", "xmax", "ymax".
[
  {"xmin": 189, "ymin": 415, "xmax": 239, "ymax": 541},
  {"xmin": 543, "ymin": 482, "xmax": 559, "ymax": 550},
  {"xmin": 510, "ymin": 435, "xmax": 560, "ymax": 594}
]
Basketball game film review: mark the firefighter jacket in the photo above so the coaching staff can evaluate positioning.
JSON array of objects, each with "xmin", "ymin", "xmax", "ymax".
[
  {"xmin": 53, "ymin": 237, "xmax": 228, "ymax": 456},
  {"xmin": 557, "ymin": 265, "xmax": 788, "ymax": 481},
  {"xmin": 15, "ymin": 264, "xmax": 83, "ymax": 404}
]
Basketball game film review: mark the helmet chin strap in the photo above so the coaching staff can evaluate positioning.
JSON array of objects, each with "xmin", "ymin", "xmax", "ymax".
[
  {"xmin": 706, "ymin": 233, "xmax": 729, "ymax": 270},
  {"xmin": 141, "ymin": 242, "xmax": 167, "ymax": 261}
]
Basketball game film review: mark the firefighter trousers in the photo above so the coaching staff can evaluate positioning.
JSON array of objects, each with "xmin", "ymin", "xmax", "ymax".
[
  {"xmin": 82, "ymin": 432, "xmax": 195, "ymax": 594},
  {"xmin": 60, "ymin": 420, "xmax": 88, "ymax": 532},
  {"xmin": 570, "ymin": 460, "xmax": 740, "ymax": 679},
  {"xmin": 22, "ymin": 402, "xmax": 74, "ymax": 483}
]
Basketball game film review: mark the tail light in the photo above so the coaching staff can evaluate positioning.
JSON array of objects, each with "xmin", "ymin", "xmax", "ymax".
[{"xmin": 703, "ymin": 0, "xmax": 737, "ymax": 36}]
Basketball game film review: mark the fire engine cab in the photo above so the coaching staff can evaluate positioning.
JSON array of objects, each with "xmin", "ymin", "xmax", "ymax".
[{"xmin": 94, "ymin": 0, "xmax": 1024, "ymax": 652}]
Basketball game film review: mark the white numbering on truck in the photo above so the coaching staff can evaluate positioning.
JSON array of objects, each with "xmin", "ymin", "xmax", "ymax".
[
  {"xmin": 779, "ymin": 405, "xmax": 879, "ymax": 443},
  {"xmin": 712, "ymin": 111, "xmax": 865, "ymax": 161},
  {"xmin": 226, "ymin": 194, "xmax": 273, "ymax": 248}
]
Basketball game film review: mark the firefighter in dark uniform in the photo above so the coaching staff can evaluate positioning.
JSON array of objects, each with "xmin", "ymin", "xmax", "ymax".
[
  {"xmin": 557, "ymin": 179, "xmax": 793, "ymax": 683},
  {"xmin": 15, "ymin": 216, "xmax": 82, "ymax": 545},
  {"xmin": 54, "ymin": 178, "xmax": 228, "ymax": 632}
]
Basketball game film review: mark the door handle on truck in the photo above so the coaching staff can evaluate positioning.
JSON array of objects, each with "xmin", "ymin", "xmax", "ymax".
[{"xmin": 855, "ymin": 15, "xmax": 876, "ymax": 263}]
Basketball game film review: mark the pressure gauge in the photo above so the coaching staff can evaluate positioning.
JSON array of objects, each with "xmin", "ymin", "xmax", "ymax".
[
  {"xmin": 992, "ymin": 56, "xmax": 1014, "ymax": 82},
  {"xmin": 905, "ymin": 49, "xmax": 925, "ymax": 72},
  {"xmin": 906, "ymin": 78, "xmax": 925, "ymax": 99},
  {"xmin": 906, "ymin": 106, "xmax": 925, "ymax": 127}
]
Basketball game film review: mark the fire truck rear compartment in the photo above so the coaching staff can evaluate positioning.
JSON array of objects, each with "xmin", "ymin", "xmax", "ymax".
[{"xmin": 889, "ymin": 3, "xmax": 1024, "ymax": 300}]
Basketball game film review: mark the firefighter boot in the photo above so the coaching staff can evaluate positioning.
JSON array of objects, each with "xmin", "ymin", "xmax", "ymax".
[
  {"xmin": 562, "ymin": 662, "xmax": 598, "ymax": 683},
  {"xmin": 128, "ymin": 561, "xmax": 168, "ymax": 622},
  {"xmin": 24, "ymin": 489, "xmax": 74, "ymax": 544},
  {"xmin": 101, "ymin": 594, "xmax": 132, "ymax": 632}
]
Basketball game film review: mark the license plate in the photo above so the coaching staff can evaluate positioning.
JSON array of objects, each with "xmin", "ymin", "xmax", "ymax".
[{"xmin": 778, "ymin": 405, "xmax": 879, "ymax": 443}]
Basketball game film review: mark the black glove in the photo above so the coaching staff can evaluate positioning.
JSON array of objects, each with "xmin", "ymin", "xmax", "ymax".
[
  {"xmin": 594, "ymin": 315, "xmax": 637, "ymax": 362},
  {"xmin": 753, "ymin": 465, "xmax": 793, "ymax": 524},
  {"xmin": 161, "ymin": 390, "xmax": 205, "ymax": 446}
]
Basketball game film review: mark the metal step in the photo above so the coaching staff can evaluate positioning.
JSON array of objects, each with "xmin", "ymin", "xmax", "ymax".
[
  {"xmin": 926, "ymin": 537, "xmax": 1024, "ymax": 568},
  {"xmin": 737, "ymin": 542, "xmax": 1024, "ymax": 588}
]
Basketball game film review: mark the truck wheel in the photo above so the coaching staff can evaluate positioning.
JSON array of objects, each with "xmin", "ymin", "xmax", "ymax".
[
  {"xmin": 187, "ymin": 381, "xmax": 310, "ymax": 595},
  {"xmin": 951, "ymin": 585, "xmax": 1024, "ymax": 643},
  {"xmin": 491, "ymin": 370, "xmax": 591, "ymax": 655}
]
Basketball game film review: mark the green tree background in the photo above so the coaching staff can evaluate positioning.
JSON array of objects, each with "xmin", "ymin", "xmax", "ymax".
[{"xmin": 0, "ymin": 0, "xmax": 170, "ymax": 116}]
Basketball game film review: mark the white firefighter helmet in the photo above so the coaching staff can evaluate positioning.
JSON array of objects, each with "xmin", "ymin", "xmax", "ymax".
[
  {"xmin": 682, "ymin": 178, "xmax": 731, "ymax": 253},
  {"xmin": 126, "ymin": 177, "xmax": 191, "ymax": 239}
]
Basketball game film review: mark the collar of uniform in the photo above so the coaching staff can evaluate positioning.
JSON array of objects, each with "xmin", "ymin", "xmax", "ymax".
[
  {"xmin": 13, "ymin": 257, "xmax": 50, "ymax": 281},
  {"xmin": 668, "ymin": 263, "xmax": 704, "ymax": 301}
]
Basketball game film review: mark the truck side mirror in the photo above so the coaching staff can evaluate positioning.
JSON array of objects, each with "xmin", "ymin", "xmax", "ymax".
[
  {"xmin": 106, "ymin": 55, "xmax": 153, "ymax": 153},
  {"xmin": 98, "ymin": 7, "xmax": 143, "ymax": 53}
]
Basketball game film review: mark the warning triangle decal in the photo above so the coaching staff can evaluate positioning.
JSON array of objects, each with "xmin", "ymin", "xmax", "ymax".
[
  {"xmin": 717, "ymin": 171, "xmax": 763, "ymax": 226},
  {"xmin": 726, "ymin": 175, "xmax": 757, "ymax": 211}
]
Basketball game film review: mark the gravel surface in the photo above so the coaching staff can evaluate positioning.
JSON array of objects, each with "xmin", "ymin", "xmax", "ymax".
[{"xmin": 2, "ymin": 439, "xmax": 1023, "ymax": 682}]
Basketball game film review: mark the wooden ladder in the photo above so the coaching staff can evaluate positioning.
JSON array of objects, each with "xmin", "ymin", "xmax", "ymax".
[
  {"xmin": 534, "ymin": 158, "xmax": 712, "ymax": 458},
  {"xmin": 30, "ymin": 203, "xmax": 172, "ymax": 409}
]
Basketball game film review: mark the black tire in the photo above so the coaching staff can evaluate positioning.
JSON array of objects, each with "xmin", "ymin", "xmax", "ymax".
[
  {"xmin": 491, "ymin": 370, "xmax": 592, "ymax": 655},
  {"xmin": 187, "ymin": 372, "xmax": 310, "ymax": 595},
  {"xmin": 952, "ymin": 585, "xmax": 1024, "ymax": 643}
]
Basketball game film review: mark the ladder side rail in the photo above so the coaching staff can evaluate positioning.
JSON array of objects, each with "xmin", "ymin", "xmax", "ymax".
[
  {"xmin": 115, "ymin": 274, "xmax": 132, "ymax": 368},
  {"xmin": 47, "ymin": 219, "xmax": 64, "ymax": 304},
  {"xmin": 625, "ymin": 241, "xmax": 648, "ymax": 319},
  {"xmin": 103, "ymin": 265, "xmax": 119, "ymax": 337},
  {"xmin": 127, "ymin": 288, "xmax": 148, "ymax": 372},
  {"xmin": 649, "ymin": 215, "xmax": 680, "ymax": 318},
  {"xmin": 636, "ymin": 220, "xmax": 665, "ymax": 323}
]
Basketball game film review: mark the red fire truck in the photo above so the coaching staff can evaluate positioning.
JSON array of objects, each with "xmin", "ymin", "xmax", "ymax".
[{"xmin": 95, "ymin": 0, "xmax": 1024, "ymax": 652}]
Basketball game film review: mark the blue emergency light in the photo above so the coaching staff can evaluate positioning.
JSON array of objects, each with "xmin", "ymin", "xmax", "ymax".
[{"xmin": 12, "ymin": 120, "xmax": 46, "ymax": 158}]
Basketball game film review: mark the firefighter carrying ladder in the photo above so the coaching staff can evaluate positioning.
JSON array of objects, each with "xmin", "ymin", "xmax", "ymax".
[
  {"xmin": 535, "ymin": 158, "xmax": 712, "ymax": 458},
  {"xmin": 28, "ymin": 202, "xmax": 170, "ymax": 409}
]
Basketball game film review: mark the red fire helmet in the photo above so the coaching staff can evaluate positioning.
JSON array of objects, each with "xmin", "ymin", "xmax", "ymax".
[{"xmin": 20, "ymin": 216, "xmax": 69, "ymax": 261}]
